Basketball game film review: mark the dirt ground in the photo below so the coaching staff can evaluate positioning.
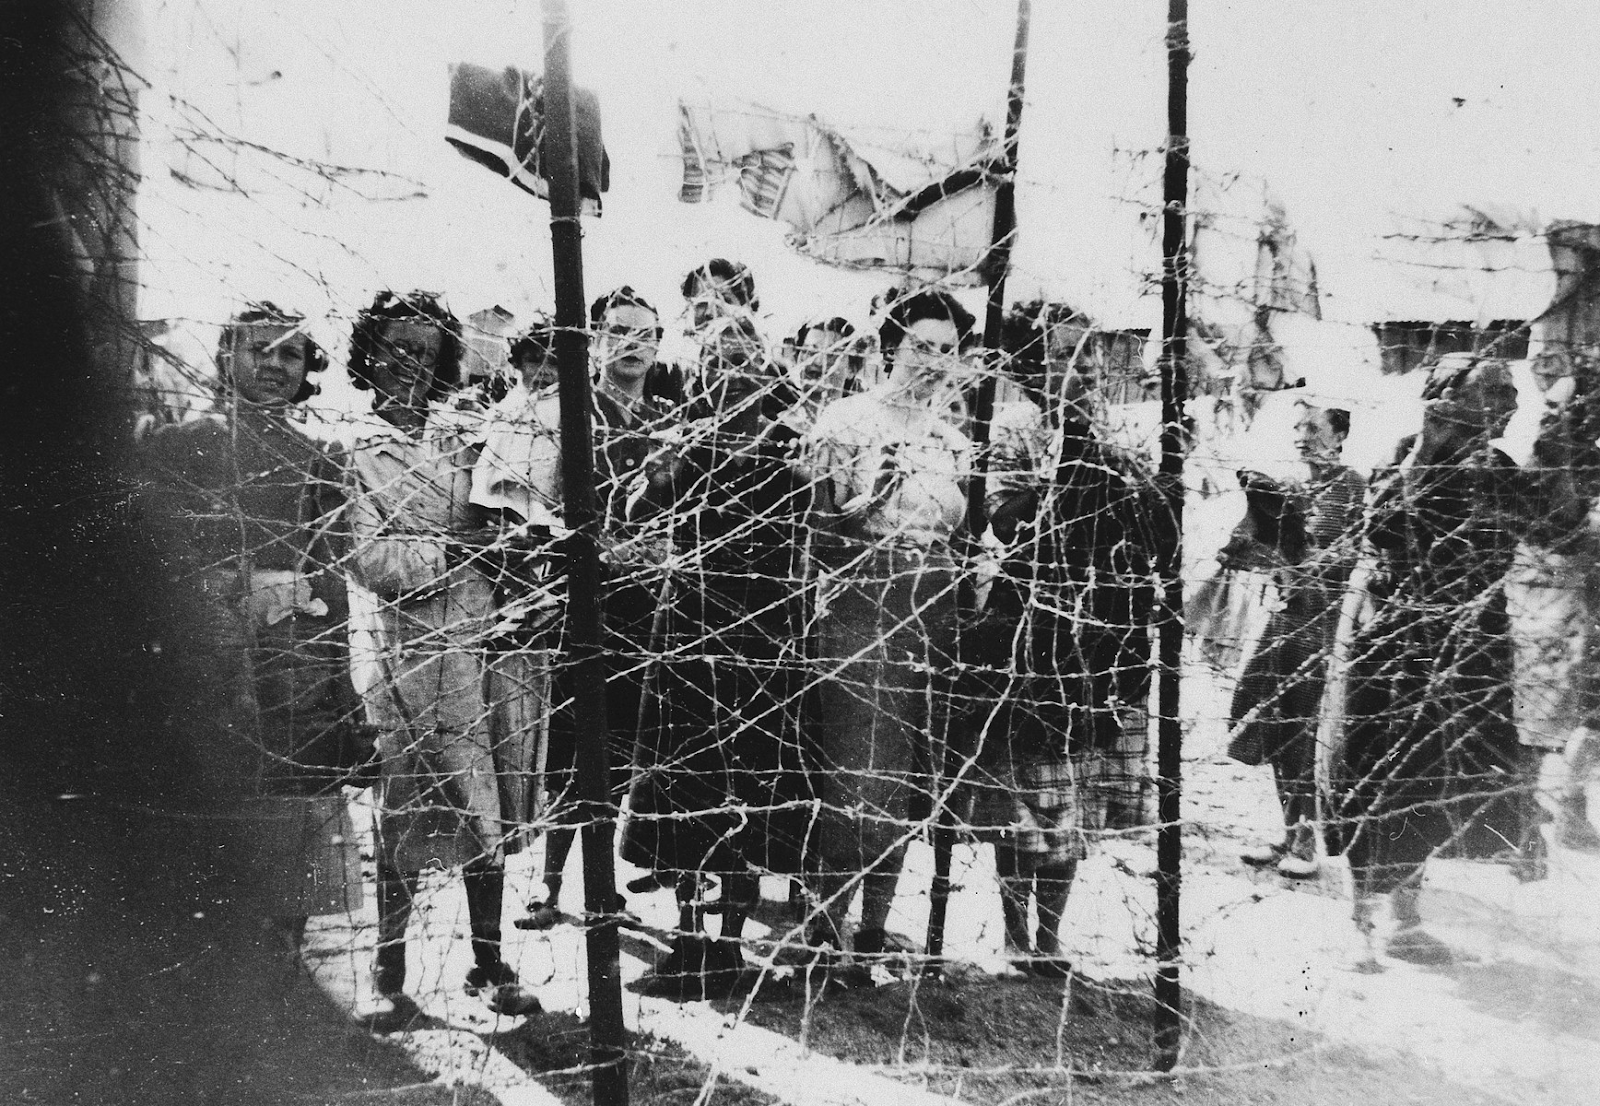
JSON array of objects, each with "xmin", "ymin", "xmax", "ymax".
[
  {"xmin": 731, "ymin": 973, "xmax": 1516, "ymax": 1106},
  {"xmin": 496, "ymin": 1015, "xmax": 777, "ymax": 1106},
  {"xmin": 295, "ymin": 658, "xmax": 1600, "ymax": 1106}
]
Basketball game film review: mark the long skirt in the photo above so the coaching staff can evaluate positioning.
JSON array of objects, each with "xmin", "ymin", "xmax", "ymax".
[
  {"xmin": 808, "ymin": 545, "xmax": 960, "ymax": 877},
  {"xmin": 541, "ymin": 575, "xmax": 661, "ymax": 826},
  {"xmin": 1329, "ymin": 590, "xmax": 1538, "ymax": 894},
  {"xmin": 1227, "ymin": 588, "xmax": 1341, "ymax": 826},
  {"xmin": 622, "ymin": 570, "xmax": 812, "ymax": 875}
]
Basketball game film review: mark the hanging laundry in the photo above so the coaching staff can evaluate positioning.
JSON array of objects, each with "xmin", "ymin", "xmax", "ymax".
[
  {"xmin": 446, "ymin": 62, "xmax": 609, "ymax": 214},
  {"xmin": 677, "ymin": 98, "xmax": 1003, "ymax": 283}
]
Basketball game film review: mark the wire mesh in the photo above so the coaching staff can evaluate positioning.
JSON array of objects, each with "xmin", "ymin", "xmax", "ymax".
[{"xmin": 35, "ymin": 1, "xmax": 1600, "ymax": 1104}]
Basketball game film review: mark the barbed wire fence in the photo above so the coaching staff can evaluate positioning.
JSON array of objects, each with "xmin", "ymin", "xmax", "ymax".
[{"xmin": 41, "ymin": 1, "xmax": 1600, "ymax": 1104}]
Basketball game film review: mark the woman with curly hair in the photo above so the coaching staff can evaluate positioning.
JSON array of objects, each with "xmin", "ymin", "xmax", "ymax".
[
  {"xmin": 796, "ymin": 288, "xmax": 975, "ymax": 981},
  {"xmin": 345, "ymin": 290, "xmax": 541, "ymax": 1022},
  {"xmin": 138, "ymin": 302, "xmax": 364, "ymax": 955}
]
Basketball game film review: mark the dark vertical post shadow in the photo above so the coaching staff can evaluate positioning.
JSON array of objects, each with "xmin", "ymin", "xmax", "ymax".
[
  {"xmin": 926, "ymin": 0, "xmax": 1033, "ymax": 974},
  {"xmin": 1155, "ymin": 0, "xmax": 1191, "ymax": 1074},
  {"xmin": 540, "ymin": 3, "xmax": 629, "ymax": 1103}
]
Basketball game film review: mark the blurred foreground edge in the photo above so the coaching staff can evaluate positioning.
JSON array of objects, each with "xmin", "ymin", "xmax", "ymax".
[{"xmin": 0, "ymin": 5, "xmax": 433, "ymax": 1103}]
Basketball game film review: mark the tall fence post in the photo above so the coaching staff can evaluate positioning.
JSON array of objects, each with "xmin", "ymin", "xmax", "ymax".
[
  {"xmin": 926, "ymin": 0, "xmax": 1032, "ymax": 972},
  {"xmin": 1154, "ymin": 0, "xmax": 1190, "ymax": 1074},
  {"xmin": 540, "ymin": 3, "xmax": 630, "ymax": 1103}
]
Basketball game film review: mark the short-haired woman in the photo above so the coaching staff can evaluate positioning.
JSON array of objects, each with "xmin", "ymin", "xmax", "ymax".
[{"xmin": 1228, "ymin": 400, "xmax": 1366, "ymax": 879}]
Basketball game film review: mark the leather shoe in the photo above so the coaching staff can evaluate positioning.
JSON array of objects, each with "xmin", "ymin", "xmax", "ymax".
[{"xmin": 465, "ymin": 962, "xmax": 543, "ymax": 1017}]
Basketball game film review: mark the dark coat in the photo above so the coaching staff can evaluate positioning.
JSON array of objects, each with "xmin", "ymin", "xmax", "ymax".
[
  {"xmin": 136, "ymin": 410, "xmax": 363, "ymax": 801},
  {"xmin": 1226, "ymin": 465, "xmax": 1365, "ymax": 769},
  {"xmin": 1328, "ymin": 447, "xmax": 1579, "ymax": 889},
  {"xmin": 976, "ymin": 422, "xmax": 1172, "ymax": 761},
  {"xmin": 621, "ymin": 421, "xmax": 815, "ymax": 874}
]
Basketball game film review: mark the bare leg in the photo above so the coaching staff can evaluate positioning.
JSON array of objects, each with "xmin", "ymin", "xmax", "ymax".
[
  {"xmin": 1350, "ymin": 892, "xmax": 1383, "ymax": 973},
  {"xmin": 1241, "ymin": 763, "xmax": 1294, "ymax": 865},
  {"xmin": 1559, "ymin": 726, "xmax": 1600, "ymax": 850}
]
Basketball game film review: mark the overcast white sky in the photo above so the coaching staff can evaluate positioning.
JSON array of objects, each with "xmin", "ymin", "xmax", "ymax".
[{"xmin": 134, "ymin": 0, "xmax": 1600, "ymax": 350}]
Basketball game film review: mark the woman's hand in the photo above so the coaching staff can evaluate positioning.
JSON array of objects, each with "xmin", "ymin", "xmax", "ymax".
[{"xmin": 838, "ymin": 444, "xmax": 904, "ymax": 517}]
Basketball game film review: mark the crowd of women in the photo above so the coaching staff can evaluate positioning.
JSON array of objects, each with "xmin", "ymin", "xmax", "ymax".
[
  {"xmin": 133, "ymin": 256, "xmax": 1600, "ymax": 1025},
  {"xmin": 1213, "ymin": 349, "xmax": 1600, "ymax": 969}
]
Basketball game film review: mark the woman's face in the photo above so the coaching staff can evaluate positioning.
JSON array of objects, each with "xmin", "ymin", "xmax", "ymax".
[
  {"xmin": 515, "ymin": 349, "xmax": 559, "ymax": 392},
  {"xmin": 369, "ymin": 320, "xmax": 442, "ymax": 414},
  {"xmin": 1294, "ymin": 405, "xmax": 1345, "ymax": 466},
  {"xmin": 228, "ymin": 323, "xmax": 308, "ymax": 406},
  {"xmin": 596, "ymin": 305, "xmax": 659, "ymax": 389},
  {"xmin": 798, "ymin": 326, "xmax": 847, "ymax": 384},
  {"xmin": 703, "ymin": 331, "xmax": 766, "ymax": 411},
  {"xmin": 895, "ymin": 317, "xmax": 962, "ymax": 401}
]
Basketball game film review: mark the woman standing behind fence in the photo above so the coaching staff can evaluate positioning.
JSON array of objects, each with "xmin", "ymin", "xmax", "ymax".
[
  {"xmin": 979, "ymin": 303, "xmax": 1171, "ymax": 973},
  {"xmin": 798, "ymin": 289, "xmax": 974, "ymax": 980},
  {"xmin": 622, "ymin": 316, "xmax": 813, "ymax": 996},
  {"xmin": 1229, "ymin": 402, "xmax": 1365, "ymax": 879},
  {"xmin": 1330, "ymin": 355, "xmax": 1582, "ymax": 965},
  {"xmin": 139, "ymin": 302, "xmax": 364, "ymax": 954},
  {"xmin": 345, "ymin": 291, "xmax": 541, "ymax": 1022}
]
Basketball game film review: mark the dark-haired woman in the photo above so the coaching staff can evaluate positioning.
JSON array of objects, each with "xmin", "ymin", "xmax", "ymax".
[
  {"xmin": 138, "ymin": 303, "xmax": 363, "ymax": 957},
  {"xmin": 622, "ymin": 316, "xmax": 813, "ymax": 996},
  {"xmin": 798, "ymin": 289, "xmax": 974, "ymax": 974},
  {"xmin": 1229, "ymin": 402, "xmax": 1365, "ymax": 879},
  {"xmin": 344, "ymin": 290, "xmax": 541, "ymax": 1020},
  {"xmin": 980, "ymin": 311, "xmax": 1170, "ymax": 974},
  {"xmin": 782, "ymin": 317, "xmax": 865, "ymax": 435}
]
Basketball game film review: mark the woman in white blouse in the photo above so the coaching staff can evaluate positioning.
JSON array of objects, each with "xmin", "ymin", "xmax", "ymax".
[{"xmin": 798, "ymin": 289, "xmax": 975, "ymax": 979}]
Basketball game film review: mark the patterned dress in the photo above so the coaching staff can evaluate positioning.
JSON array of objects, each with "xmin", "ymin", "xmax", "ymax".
[{"xmin": 978, "ymin": 404, "xmax": 1171, "ymax": 838}]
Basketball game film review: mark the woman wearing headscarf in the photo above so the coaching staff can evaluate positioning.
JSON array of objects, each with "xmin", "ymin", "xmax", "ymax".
[{"xmin": 1330, "ymin": 354, "xmax": 1583, "ymax": 965}]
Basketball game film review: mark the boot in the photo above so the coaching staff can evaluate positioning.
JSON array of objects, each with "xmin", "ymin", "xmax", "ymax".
[
  {"xmin": 367, "ymin": 867, "xmax": 421, "ymax": 1032},
  {"xmin": 464, "ymin": 960, "xmax": 543, "ymax": 1016},
  {"xmin": 1241, "ymin": 838, "xmax": 1289, "ymax": 867},
  {"xmin": 463, "ymin": 861, "xmax": 542, "ymax": 1017},
  {"xmin": 1275, "ymin": 821, "xmax": 1319, "ymax": 879},
  {"xmin": 644, "ymin": 880, "xmax": 745, "ymax": 1001},
  {"xmin": 373, "ymin": 867, "xmax": 417, "ymax": 997}
]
